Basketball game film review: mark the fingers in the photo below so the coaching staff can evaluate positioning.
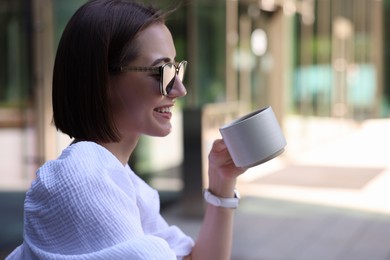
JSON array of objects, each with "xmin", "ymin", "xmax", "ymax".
[
  {"xmin": 211, "ymin": 139, "xmax": 226, "ymax": 152},
  {"xmin": 208, "ymin": 139, "xmax": 247, "ymax": 188},
  {"xmin": 209, "ymin": 139, "xmax": 230, "ymax": 161},
  {"xmin": 210, "ymin": 138, "xmax": 247, "ymax": 169},
  {"xmin": 209, "ymin": 139, "xmax": 236, "ymax": 169}
]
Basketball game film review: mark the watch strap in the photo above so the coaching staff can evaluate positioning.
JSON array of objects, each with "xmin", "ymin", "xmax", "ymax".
[{"xmin": 203, "ymin": 189, "xmax": 240, "ymax": 209}]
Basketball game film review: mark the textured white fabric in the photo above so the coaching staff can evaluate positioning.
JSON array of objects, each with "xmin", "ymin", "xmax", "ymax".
[{"xmin": 7, "ymin": 142, "xmax": 194, "ymax": 260}]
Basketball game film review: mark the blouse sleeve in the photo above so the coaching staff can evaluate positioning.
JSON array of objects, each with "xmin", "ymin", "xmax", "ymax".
[{"xmin": 125, "ymin": 165, "xmax": 194, "ymax": 259}]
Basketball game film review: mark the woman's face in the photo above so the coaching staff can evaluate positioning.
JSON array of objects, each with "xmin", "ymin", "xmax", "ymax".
[{"xmin": 110, "ymin": 23, "xmax": 187, "ymax": 140}]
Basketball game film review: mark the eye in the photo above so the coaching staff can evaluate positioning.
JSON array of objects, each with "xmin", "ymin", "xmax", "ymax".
[{"xmin": 151, "ymin": 74, "xmax": 160, "ymax": 81}]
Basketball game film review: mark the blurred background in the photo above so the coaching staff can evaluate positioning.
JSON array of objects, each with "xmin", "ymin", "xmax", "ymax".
[{"xmin": 1, "ymin": 0, "xmax": 390, "ymax": 259}]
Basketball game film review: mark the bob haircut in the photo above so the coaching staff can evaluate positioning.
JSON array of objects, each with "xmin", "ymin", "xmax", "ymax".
[{"xmin": 52, "ymin": 0, "xmax": 166, "ymax": 143}]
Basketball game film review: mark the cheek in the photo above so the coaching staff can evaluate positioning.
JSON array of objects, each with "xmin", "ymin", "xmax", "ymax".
[
  {"xmin": 113, "ymin": 79, "xmax": 155, "ymax": 118},
  {"xmin": 110, "ymin": 75, "xmax": 162, "ymax": 122},
  {"xmin": 114, "ymin": 85, "xmax": 141, "ymax": 116}
]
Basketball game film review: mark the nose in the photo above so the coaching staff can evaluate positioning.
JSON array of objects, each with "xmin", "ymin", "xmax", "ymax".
[{"xmin": 168, "ymin": 76, "xmax": 187, "ymax": 98}]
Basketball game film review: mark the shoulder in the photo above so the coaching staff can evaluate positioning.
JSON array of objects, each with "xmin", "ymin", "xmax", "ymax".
[
  {"xmin": 24, "ymin": 142, "xmax": 143, "ymax": 249},
  {"xmin": 57, "ymin": 141, "xmax": 123, "ymax": 173},
  {"xmin": 39, "ymin": 141, "xmax": 121, "ymax": 182},
  {"xmin": 29, "ymin": 141, "xmax": 127, "ymax": 203}
]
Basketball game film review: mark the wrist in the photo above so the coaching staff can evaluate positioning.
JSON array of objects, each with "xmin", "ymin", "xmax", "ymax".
[{"xmin": 208, "ymin": 175, "xmax": 237, "ymax": 198}]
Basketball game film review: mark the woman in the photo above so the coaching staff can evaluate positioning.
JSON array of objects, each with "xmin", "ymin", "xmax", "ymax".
[{"xmin": 7, "ymin": 0, "xmax": 247, "ymax": 259}]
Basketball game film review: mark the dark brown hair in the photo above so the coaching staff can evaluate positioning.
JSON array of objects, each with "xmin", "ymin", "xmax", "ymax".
[{"xmin": 52, "ymin": 0, "xmax": 166, "ymax": 142}]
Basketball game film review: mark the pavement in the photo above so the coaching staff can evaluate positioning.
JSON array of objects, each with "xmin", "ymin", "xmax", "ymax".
[
  {"xmin": 162, "ymin": 117, "xmax": 390, "ymax": 260},
  {"xmin": 1, "ymin": 116, "xmax": 390, "ymax": 259}
]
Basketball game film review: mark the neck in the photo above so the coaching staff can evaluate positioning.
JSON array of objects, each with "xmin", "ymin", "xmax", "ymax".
[{"xmin": 99, "ymin": 136, "xmax": 139, "ymax": 166}]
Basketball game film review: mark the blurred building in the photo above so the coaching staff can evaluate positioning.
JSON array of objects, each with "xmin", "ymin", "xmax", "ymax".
[
  {"xmin": 0, "ymin": 0, "xmax": 388, "ymax": 192},
  {"xmin": 0, "ymin": 0, "xmax": 388, "ymax": 255}
]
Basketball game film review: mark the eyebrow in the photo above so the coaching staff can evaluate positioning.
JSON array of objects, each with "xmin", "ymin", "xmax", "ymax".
[{"xmin": 150, "ymin": 57, "xmax": 176, "ymax": 66}]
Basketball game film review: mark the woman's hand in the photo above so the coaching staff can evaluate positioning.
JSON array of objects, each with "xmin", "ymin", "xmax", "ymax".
[{"xmin": 207, "ymin": 139, "xmax": 247, "ymax": 198}]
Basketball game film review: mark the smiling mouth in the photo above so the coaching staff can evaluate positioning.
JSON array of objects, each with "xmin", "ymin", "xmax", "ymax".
[{"xmin": 154, "ymin": 106, "xmax": 172, "ymax": 113}]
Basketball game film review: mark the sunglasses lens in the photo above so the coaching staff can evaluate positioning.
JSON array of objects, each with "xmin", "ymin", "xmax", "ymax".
[
  {"xmin": 161, "ymin": 61, "xmax": 187, "ymax": 95},
  {"xmin": 164, "ymin": 77, "xmax": 175, "ymax": 95},
  {"xmin": 162, "ymin": 64, "xmax": 176, "ymax": 95},
  {"xmin": 177, "ymin": 62, "xmax": 187, "ymax": 82}
]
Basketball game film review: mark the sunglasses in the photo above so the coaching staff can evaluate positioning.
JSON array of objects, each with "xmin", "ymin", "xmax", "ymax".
[{"xmin": 120, "ymin": 60, "xmax": 187, "ymax": 96}]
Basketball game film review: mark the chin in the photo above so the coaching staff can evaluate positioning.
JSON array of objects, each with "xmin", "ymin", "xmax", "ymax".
[
  {"xmin": 149, "ymin": 127, "xmax": 172, "ymax": 137},
  {"xmin": 158, "ymin": 129, "xmax": 172, "ymax": 137}
]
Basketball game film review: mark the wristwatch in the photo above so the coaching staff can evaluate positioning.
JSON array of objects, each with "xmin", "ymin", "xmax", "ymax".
[{"xmin": 203, "ymin": 189, "xmax": 240, "ymax": 209}]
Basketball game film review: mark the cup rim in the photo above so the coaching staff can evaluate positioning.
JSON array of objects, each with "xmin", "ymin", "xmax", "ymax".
[{"xmin": 220, "ymin": 106, "xmax": 270, "ymax": 130}]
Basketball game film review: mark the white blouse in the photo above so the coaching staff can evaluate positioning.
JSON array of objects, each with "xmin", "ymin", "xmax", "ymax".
[{"xmin": 7, "ymin": 141, "xmax": 194, "ymax": 260}]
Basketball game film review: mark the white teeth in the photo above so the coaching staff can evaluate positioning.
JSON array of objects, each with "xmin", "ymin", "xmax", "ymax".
[{"xmin": 155, "ymin": 107, "xmax": 171, "ymax": 113}]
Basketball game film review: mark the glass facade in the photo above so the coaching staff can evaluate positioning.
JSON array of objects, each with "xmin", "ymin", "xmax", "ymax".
[
  {"xmin": 0, "ymin": 0, "xmax": 34, "ymax": 190},
  {"xmin": 0, "ymin": 0, "xmax": 388, "ymax": 190},
  {"xmin": 293, "ymin": 0, "xmax": 382, "ymax": 119},
  {"xmin": 0, "ymin": 0, "xmax": 32, "ymax": 109}
]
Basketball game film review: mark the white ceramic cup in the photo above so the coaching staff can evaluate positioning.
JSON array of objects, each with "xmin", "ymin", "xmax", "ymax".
[{"xmin": 219, "ymin": 106, "xmax": 287, "ymax": 168}]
